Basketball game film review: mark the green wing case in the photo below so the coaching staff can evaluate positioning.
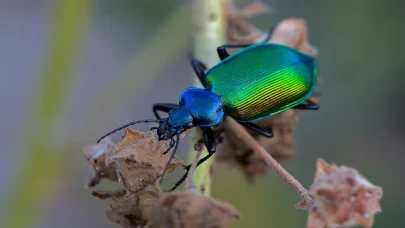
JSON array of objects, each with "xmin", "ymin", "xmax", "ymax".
[{"xmin": 205, "ymin": 43, "xmax": 318, "ymax": 122}]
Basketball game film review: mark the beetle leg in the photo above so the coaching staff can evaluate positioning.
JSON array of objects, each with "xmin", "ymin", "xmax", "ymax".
[
  {"xmin": 165, "ymin": 152, "xmax": 214, "ymax": 192},
  {"xmin": 216, "ymin": 26, "xmax": 275, "ymax": 60},
  {"xmin": 152, "ymin": 103, "xmax": 180, "ymax": 119},
  {"xmin": 261, "ymin": 25, "xmax": 275, "ymax": 42},
  {"xmin": 239, "ymin": 122, "xmax": 273, "ymax": 138},
  {"xmin": 165, "ymin": 127, "xmax": 216, "ymax": 192},
  {"xmin": 160, "ymin": 134, "xmax": 180, "ymax": 184},
  {"xmin": 190, "ymin": 58, "xmax": 208, "ymax": 88},
  {"xmin": 293, "ymin": 99, "xmax": 320, "ymax": 110},
  {"xmin": 216, "ymin": 45, "xmax": 248, "ymax": 60},
  {"xmin": 201, "ymin": 127, "xmax": 216, "ymax": 153},
  {"xmin": 216, "ymin": 46, "xmax": 231, "ymax": 60},
  {"xmin": 162, "ymin": 137, "xmax": 176, "ymax": 155}
]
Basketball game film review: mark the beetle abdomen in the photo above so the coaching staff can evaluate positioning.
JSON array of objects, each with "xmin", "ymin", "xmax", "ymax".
[
  {"xmin": 179, "ymin": 87, "xmax": 224, "ymax": 127},
  {"xmin": 205, "ymin": 43, "xmax": 317, "ymax": 122}
]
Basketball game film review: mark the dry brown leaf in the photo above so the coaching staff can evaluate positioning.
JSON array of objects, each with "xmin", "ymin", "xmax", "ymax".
[
  {"xmin": 307, "ymin": 159, "xmax": 383, "ymax": 228},
  {"xmin": 93, "ymin": 189, "xmax": 160, "ymax": 228},
  {"xmin": 83, "ymin": 137, "xmax": 117, "ymax": 187},
  {"xmin": 110, "ymin": 128, "xmax": 184, "ymax": 196},
  {"xmin": 215, "ymin": 2, "xmax": 321, "ymax": 181},
  {"xmin": 148, "ymin": 192, "xmax": 240, "ymax": 228}
]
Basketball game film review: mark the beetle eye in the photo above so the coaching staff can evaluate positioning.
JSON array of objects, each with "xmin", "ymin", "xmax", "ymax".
[{"xmin": 157, "ymin": 124, "xmax": 166, "ymax": 135}]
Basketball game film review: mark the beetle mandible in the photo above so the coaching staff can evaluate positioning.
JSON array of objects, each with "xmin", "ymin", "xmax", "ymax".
[{"xmin": 96, "ymin": 28, "xmax": 319, "ymax": 191}]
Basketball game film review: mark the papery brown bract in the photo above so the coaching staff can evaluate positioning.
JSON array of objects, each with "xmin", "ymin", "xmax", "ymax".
[
  {"xmin": 109, "ymin": 128, "xmax": 184, "ymax": 197},
  {"xmin": 92, "ymin": 189, "xmax": 160, "ymax": 228},
  {"xmin": 307, "ymin": 159, "xmax": 383, "ymax": 228},
  {"xmin": 83, "ymin": 137, "xmax": 117, "ymax": 187},
  {"xmin": 148, "ymin": 192, "xmax": 240, "ymax": 228}
]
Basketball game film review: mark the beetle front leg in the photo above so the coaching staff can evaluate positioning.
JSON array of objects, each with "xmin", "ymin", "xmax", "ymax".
[
  {"xmin": 152, "ymin": 103, "xmax": 180, "ymax": 119},
  {"xmin": 165, "ymin": 127, "xmax": 216, "ymax": 192}
]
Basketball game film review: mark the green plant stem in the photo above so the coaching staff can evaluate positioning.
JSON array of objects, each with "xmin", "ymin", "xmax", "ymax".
[
  {"xmin": 187, "ymin": 0, "xmax": 226, "ymax": 196},
  {"xmin": 1, "ymin": 0, "xmax": 94, "ymax": 227}
]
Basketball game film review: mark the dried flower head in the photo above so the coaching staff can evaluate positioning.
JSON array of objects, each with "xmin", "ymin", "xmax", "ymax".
[
  {"xmin": 109, "ymin": 128, "xmax": 184, "ymax": 196},
  {"xmin": 224, "ymin": 0, "xmax": 271, "ymax": 43},
  {"xmin": 148, "ymin": 192, "xmax": 240, "ymax": 228},
  {"xmin": 307, "ymin": 159, "xmax": 383, "ymax": 228},
  {"xmin": 92, "ymin": 189, "xmax": 160, "ymax": 228},
  {"xmin": 83, "ymin": 137, "xmax": 117, "ymax": 187},
  {"xmin": 215, "ymin": 1, "xmax": 321, "ymax": 181}
]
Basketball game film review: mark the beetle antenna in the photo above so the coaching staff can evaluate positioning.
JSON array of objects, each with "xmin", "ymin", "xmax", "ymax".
[
  {"xmin": 96, "ymin": 119, "xmax": 165, "ymax": 143},
  {"xmin": 159, "ymin": 134, "xmax": 180, "ymax": 184}
]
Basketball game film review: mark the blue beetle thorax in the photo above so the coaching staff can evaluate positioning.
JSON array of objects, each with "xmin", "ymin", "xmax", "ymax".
[
  {"xmin": 168, "ymin": 108, "xmax": 193, "ymax": 128},
  {"xmin": 179, "ymin": 87, "xmax": 224, "ymax": 127}
]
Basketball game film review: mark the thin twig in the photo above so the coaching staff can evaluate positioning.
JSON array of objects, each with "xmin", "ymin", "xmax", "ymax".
[
  {"xmin": 186, "ymin": 143, "xmax": 203, "ymax": 194},
  {"xmin": 225, "ymin": 117, "xmax": 315, "ymax": 209}
]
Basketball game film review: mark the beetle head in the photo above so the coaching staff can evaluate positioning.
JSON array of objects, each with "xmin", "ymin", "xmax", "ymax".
[
  {"xmin": 156, "ymin": 121, "xmax": 175, "ymax": 140},
  {"xmin": 155, "ymin": 108, "xmax": 193, "ymax": 141}
]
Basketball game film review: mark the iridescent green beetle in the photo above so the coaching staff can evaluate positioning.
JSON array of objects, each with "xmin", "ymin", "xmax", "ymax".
[
  {"xmin": 96, "ymin": 29, "xmax": 319, "ymax": 191},
  {"xmin": 206, "ymin": 42, "xmax": 318, "ymax": 122}
]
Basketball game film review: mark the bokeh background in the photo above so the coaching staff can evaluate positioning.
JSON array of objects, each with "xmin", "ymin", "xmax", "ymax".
[{"xmin": 1, "ymin": 0, "xmax": 404, "ymax": 227}]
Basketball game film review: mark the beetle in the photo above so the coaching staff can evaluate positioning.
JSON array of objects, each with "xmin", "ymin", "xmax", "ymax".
[{"xmin": 96, "ymin": 29, "xmax": 319, "ymax": 191}]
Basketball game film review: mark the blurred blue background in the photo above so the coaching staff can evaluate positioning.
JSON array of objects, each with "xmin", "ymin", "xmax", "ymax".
[{"xmin": 0, "ymin": 0, "xmax": 404, "ymax": 227}]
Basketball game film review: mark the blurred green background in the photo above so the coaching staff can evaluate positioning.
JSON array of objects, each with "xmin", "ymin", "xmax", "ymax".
[{"xmin": 1, "ymin": 0, "xmax": 404, "ymax": 227}]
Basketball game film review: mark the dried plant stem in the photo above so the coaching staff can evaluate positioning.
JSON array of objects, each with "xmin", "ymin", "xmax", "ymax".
[
  {"xmin": 225, "ymin": 117, "xmax": 315, "ymax": 209},
  {"xmin": 186, "ymin": 147, "xmax": 203, "ymax": 194},
  {"xmin": 187, "ymin": 0, "xmax": 226, "ymax": 196}
]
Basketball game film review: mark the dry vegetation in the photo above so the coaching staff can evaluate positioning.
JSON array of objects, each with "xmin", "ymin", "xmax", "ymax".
[{"xmin": 83, "ymin": 1, "xmax": 382, "ymax": 227}]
